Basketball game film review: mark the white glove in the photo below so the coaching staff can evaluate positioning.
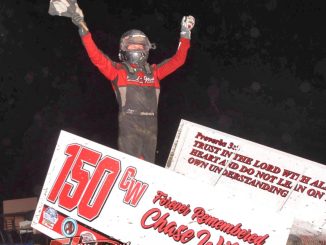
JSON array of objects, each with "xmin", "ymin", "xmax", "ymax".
[
  {"xmin": 71, "ymin": 4, "xmax": 89, "ymax": 35},
  {"xmin": 180, "ymin": 15, "xmax": 195, "ymax": 39}
]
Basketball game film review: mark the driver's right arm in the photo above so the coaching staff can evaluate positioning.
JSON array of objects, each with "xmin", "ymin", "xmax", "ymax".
[
  {"xmin": 72, "ymin": 12, "xmax": 118, "ymax": 81},
  {"xmin": 81, "ymin": 32, "xmax": 118, "ymax": 81}
]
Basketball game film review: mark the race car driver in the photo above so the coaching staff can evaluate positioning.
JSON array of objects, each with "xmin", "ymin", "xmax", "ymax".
[{"xmin": 71, "ymin": 9, "xmax": 195, "ymax": 163}]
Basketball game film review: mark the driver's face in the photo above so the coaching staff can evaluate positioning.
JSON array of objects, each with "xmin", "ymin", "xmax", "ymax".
[{"xmin": 127, "ymin": 44, "xmax": 145, "ymax": 50}]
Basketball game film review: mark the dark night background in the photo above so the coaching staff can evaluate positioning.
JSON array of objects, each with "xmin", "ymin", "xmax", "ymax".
[{"xmin": 0, "ymin": 0, "xmax": 326, "ymax": 204}]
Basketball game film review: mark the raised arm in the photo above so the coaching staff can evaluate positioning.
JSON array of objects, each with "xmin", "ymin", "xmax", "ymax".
[
  {"xmin": 156, "ymin": 15, "xmax": 195, "ymax": 80},
  {"xmin": 71, "ymin": 10, "xmax": 118, "ymax": 81}
]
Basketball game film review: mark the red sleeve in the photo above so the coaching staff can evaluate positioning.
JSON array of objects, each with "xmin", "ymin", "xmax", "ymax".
[
  {"xmin": 81, "ymin": 32, "xmax": 118, "ymax": 81},
  {"xmin": 156, "ymin": 37, "xmax": 190, "ymax": 80}
]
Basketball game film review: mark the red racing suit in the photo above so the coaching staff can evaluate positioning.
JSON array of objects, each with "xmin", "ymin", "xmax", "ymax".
[{"xmin": 81, "ymin": 32, "xmax": 190, "ymax": 163}]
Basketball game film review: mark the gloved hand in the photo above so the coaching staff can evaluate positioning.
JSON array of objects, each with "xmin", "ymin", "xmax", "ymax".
[
  {"xmin": 71, "ymin": 4, "xmax": 89, "ymax": 34},
  {"xmin": 71, "ymin": 13, "xmax": 83, "ymax": 26},
  {"xmin": 180, "ymin": 15, "xmax": 195, "ymax": 39}
]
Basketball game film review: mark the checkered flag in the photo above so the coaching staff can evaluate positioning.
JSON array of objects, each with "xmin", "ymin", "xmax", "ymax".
[{"xmin": 48, "ymin": 0, "xmax": 84, "ymax": 18}]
